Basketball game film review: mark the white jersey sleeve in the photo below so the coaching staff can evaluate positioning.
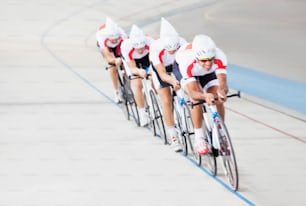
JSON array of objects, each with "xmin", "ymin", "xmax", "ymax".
[
  {"xmin": 149, "ymin": 39, "xmax": 164, "ymax": 66},
  {"xmin": 214, "ymin": 47, "xmax": 227, "ymax": 75},
  {"xmin": 175, "ymin": 43, "xmax": 195, "ymax": 79},
  {"xmin": 96, "ymin": 29, "xmax": 108, "ymax": 51},
  {"xmin": 120, "ymin": 39, "xmax": 133, "ymax": 62}
]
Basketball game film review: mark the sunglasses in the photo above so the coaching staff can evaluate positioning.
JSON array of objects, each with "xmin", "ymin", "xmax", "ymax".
[{"xmin": 197, "ymin": 57, "xmax": 215, "ymax": 63}]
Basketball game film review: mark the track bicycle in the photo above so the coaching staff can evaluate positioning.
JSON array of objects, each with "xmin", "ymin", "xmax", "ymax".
[
  {"xmin": 171, "ymin": 88, "xmax": 188, "ymax": 154},
  {"xmin": 189, "ymin": 91, "xmax": 240, "ymax": 191},
  {"xmin": 140, "ymin": 68, "xmax": 167, "ymax": 144},
  {"xmin": 108, "ymin": 64, "xmax": 140, "ymax": 127}
]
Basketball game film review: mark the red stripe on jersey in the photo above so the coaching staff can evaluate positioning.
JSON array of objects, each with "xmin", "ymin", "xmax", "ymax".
[
  {"xmin": 214, "ymin": 59, "xmax": 227, "ymax": 69},
  {"xmin": 128, "ymin": 48, "xmax": 135, "ymax": 61},
  {"xmin": 187, "ymin": 60, "xmax": 197, "ymax": 77},
  {"xmin": 158, "ymin": 49, "xmax": 165, "ymax": 64},
  {"xmin": 103, "ymin": 38, "xmax": 108, "ymax": 47},
  {"xmin": 115, "ymin": 38, "xmax": 123, "ymax": 56}
]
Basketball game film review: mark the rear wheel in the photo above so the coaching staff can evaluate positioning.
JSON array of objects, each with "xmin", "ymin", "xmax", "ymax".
[
  {"xmin": 120, "ymin": 84, "xmax": 129, "ymax": 120},
  {"xmin": 125, "ymin": 78, "xmax": 140, "ymax": 126},
  {"xmin": 182, "ymin": 102, "xmax": 200, "ymax": 163},
  {"xmin": 149, "ymin": 90, "xmax": 166, "ymax": 144}
]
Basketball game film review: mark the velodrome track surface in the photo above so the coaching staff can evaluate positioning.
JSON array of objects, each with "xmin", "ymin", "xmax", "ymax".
[{"xmin": 0, "ymin": 0, "xmax": 305, "ymax": 205}]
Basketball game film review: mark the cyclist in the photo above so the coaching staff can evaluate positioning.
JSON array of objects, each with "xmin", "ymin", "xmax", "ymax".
[
  {"xmin": 174, "ymin": 34, "xmax": 228, "ymax": 155},
  {"xmin": 149, "ymin": 17, "xmax": 187, "ymax": 152},
  {"xmin": 96, "ymin": 17, "xmax": 128, "ymax": 103},
  {"xmin": 120, "ymin": 24, "xmax": 154, "ymax": 127}
]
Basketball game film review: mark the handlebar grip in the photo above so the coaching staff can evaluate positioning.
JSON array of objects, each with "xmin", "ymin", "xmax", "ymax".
[{"xmin": 190, "ymin": 91, "xmax": 241, "ymax": 108}]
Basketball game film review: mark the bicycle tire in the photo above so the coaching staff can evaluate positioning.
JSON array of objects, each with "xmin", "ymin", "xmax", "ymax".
[
  {"xmin": 173, "ymin": 101, "xmax": 187, "ymax": 154},
  {"xmin": 125, "ymin": 78, "xmax": 140, "ymax": 126},
  {"xmin": 201, "ymin": 106, "xmax": 217, "ymax": 176},
  {"xmin": 182, "ymin": 102, "xmax": 200, "ymax": 162},
  {"xmin": 216, "ymin": 119, "xmax": 239, "ymax": 191},
  {"xmin": 149, "ymin": 90, "xmax": 167, "ymax": 144},
  {"xmin": 116, "ymin": 70, "xmax": 130, "ymax": 120},
  {"xmin": 120, "ymin": 84, "xmax": 129, "ymax": 120},
  {"xmin": 200, "ymin": 127, "xmax": 217, "ymax": 176},
  {"xmin": 143, "ymin": 92, "xmax": 154, "ymax": 131}
]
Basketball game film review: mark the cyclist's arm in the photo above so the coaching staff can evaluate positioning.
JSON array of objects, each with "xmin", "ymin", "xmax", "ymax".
[
  {"xmin": 217, "ymin": 73, "xmax": 228, "ymax": 93},
  {"xmin": 154, "ymin": 63, "xmax": 180, "ymax": 89},
  {"xmin": 215, "ymin": 48, "xmax": 228, "ymax": 97},
  {"xmin": 101, "ymin": 48, "xmax": 122, "ymax": 67},
  {"xmin": 126, "ymin": 60, "xmax": 146, "ymax": 78},
  {"xmin": 184, "ymin": 80, "xmax": 215, "ymax": 105}
]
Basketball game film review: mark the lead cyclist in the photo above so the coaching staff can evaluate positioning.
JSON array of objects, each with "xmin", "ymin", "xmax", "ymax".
[{"xmin": 174, "ymin": 34, "xmax": 229, "ymax": 155}]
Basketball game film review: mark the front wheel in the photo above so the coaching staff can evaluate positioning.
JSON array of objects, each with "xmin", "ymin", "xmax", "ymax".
[
  {"xmin": 216, "ymin": 119, "xmax": 239, "ymax": 191},
  {"xmin": 149, "ymin": 90, "xmax": 166, "ymax": 144},
  {"xmin": 173, "ymin": 101, "xmax": 187, "ymax": 154},
  {"xmin": 182, "ymin": 102, "xmax": 199, "ymax": 162},
  {"xmin": 200, "ymin": 133, "xmax": 217, "ymax": 176}
]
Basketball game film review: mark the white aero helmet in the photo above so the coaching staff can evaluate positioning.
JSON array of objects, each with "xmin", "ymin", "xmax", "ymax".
[
  {"xmin": 192, "ymin": 34, "xmax": 216, "ymax": 59},
  {"xmin": 105, "ymin": 17, "xmax": 121, "ymax": 39},
  {"xmin": 162, "ymin": 36, "xmax": 180, "ymax": 51},
  {"xmin": 129, "ymin": 24, "xmax": 147, "ymax": 49},
  {"xmin": 160, "ymin": 17, "xmax": 180, "ymax": 51}
]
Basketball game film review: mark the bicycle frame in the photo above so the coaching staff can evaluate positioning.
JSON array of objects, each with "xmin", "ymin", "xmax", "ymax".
[
  {"xmin": 141, "ymin": 75, "xmax": 156, "ymax": 119},
  {"xmin": 190, "ymin": 92, "xmax": 240, "ymax": 190},
  {"xmin": 138, "ymin": 68, "xmax": 167, "ymax": 143}
]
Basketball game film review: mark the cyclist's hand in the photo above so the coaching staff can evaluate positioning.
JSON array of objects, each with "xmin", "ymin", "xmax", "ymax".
[
  {"xmin": 217, "ymin": 89, "xmax": 227, "ymax": 102},
  {"xmin": 138, "ymin": 69, "xmax": 147, "ymax": 78},
  {"xmin": 172, "ymin": 80, "xmax": 181, "ymax": 91},
  {"xmin": 205, "ymin": 93, "xmax": 215, "ymax": 105},
  {"xmin": 115, "ymin": 57, "xmax": 122, "ymax": 67}
]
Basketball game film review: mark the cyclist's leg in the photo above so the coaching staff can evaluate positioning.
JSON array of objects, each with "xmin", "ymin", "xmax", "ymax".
[
  {"xmin": 130, "ymin": 78, "xmax": 144, "ymax": 108},
  {"xmin": 183, "ymin": 81, "xmax": 204, "ymax": 129},
  {"xmin": 183, "ymin": 80, "xmax": 208, "ymax": 154},
  {"xmin": 158, "ymin": 87, "xmax": 182, "ymax": 150},
  {"xmin": 106, "ymin": 65, "xmax": 120, "ymax": 102},
  {"xmin": 152, "ymin": 69, "xmax": 181, "ymax": 150},
  {"xmin": 131, "ymin": 78, "xmax": 148, "ymax": 126},
  {"xmin": 157, "ymin": 87, "xmax": 173, "ymax": 127},
  {"xmin": 109, "ymin": 66, "xmax": 119, "ymax": 90}
]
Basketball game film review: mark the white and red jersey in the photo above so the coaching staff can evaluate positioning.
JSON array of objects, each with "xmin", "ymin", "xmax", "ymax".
[
  {"xmin": 150, "ymin": 37, "xmax": 187, "ymax": 68},
  {"xmin": 120, "ymin": 36, "xmax": 154, "ymax": 62},
  {"xmin": 96, "ymin": 24, "xmax": 127, "ymax": 55},
  {"xmin": 175, "ymin": 43, "xmax": 227, "ymax": 79}
]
